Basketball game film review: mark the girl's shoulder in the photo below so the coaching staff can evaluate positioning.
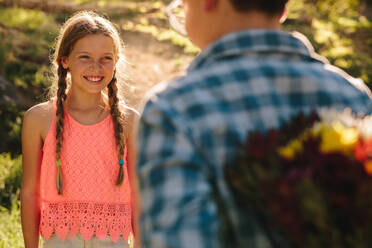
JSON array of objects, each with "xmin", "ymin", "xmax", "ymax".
[
  {"xmin": 25, "ymin": 100, "xmax": 54, "ymax": 122},
  {"xmin": 118, "ymin": 103, "xmax": 140, "ymax": 139},
  {"xmin": 119, "ymin": 103, "xmax": 140, "ymax": 119},
  {"xmin": 24, "ymin": 100, "xmax": 54, "ymax": 140}
]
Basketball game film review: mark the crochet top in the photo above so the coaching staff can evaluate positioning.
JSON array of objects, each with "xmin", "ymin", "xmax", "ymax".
[{"xmin": 39, "ymin": 99, "xmax": 133, "ymax": 243}]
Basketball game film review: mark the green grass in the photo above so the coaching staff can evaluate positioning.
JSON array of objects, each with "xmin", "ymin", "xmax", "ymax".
[
  {"xmin": 0, "ymin": 200, "xmax": 23, "ymax": 248},
  {"xmin": 0, "ymin": 154, "xmax": 22, "ymax": 209},
  {"xmin": 0, "ymin": 153, "xmax": 23, "ymax": 248},
  {"xmin": 0, "ymin": 8, "xmax": 53, "ymax": 31},
  {"xmin": 122, "ymin": 22, "xmax": 200, "ymax": 55}
]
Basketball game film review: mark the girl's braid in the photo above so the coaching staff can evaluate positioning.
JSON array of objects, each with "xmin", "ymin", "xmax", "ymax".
[
  {"xmin": 55, "ymin": 66, "xmax": 68, "ymax": 194},
  {"xmin": 107, "ymin": 74, "xmax": 125, "ymax": 185}
]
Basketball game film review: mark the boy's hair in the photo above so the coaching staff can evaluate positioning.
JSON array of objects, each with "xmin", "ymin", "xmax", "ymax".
[
  {"xmin": 229, "ymin": 0, "xmax": 289, "ymax": 14},
  {"xmin": 50, "ymin": 11, "xmax": 127, "ymax": 194}
]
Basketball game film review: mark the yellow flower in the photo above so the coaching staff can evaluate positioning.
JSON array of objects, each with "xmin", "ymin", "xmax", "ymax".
[
  {"xmin": 320, "ymin": 122, "xmax": 358, "ymax": 154},
  {"xmin": 291, "ymin": 139, "xmax": 302, "ymax": 151},
  {"xmin": 279, "ymin": 146, "xmax": 295, "ymax": 159},
  {"xmin": 279, "ymin": 139, "xmax": 303, "ymax": 160}
]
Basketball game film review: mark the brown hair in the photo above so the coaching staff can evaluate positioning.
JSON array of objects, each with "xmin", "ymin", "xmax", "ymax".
[
  {"xmin": 229, "ymin": 0, "xmax": 289, "ymax": 14},
  {"xmin": 50, "ymin": 11, "xmax": 128, "ymax": 194}
]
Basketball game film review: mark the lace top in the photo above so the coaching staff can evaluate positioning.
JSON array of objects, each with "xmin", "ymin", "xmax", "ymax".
[{"xmin": 39, "ymin": 99, "xmax": 132, "ymax": 243}]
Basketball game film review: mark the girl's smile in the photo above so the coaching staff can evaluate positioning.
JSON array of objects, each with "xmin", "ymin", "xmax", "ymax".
[{"xmin": 84, "ymin": 75, "xmax": 105, "ymax": 83}]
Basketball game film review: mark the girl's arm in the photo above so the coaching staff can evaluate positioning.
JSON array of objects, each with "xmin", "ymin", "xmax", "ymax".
[
  {"xmin": 127, "ymin": 130, "xmax": 140, "ymax": 247},
  {"xmin": 124, "ymin": 106, "xmax": 141, "ymax": 247},
  {"xmin": 21, "ymin": 106, "xmax": 45, "ymax": 248}
]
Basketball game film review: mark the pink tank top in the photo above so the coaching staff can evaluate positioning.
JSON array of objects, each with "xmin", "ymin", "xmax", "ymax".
[{"xmin": 39, "ymin": 99, "xmax": 133, "ymax": 243}]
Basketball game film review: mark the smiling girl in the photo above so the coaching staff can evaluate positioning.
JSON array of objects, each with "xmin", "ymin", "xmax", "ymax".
[{"xmin": 21, "ymin": 11, "xmax": 137, "ymax": 248}]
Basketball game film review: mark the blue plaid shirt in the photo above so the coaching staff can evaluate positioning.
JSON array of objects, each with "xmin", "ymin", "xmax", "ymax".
[{"xmin": 137, "ymin": 30, "xmax": 372, "ymax": 248}]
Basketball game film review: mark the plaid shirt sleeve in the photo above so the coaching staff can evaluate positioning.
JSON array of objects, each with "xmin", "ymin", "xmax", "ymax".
[{"xmin": 137, "ymin": 97, "xmax": 220, "ymax": 248}]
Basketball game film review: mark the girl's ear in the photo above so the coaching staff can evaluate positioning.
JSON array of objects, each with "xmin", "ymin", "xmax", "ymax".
[
  {"xmin": 60, "ymin": 56, "xmax": 69, "ymax": 70},
  {"xmin": 115, "ymin": 55, "xmax": 119, "ymax": 65}
]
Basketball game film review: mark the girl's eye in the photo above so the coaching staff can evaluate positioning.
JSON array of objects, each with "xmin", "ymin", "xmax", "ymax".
[
  {"xmin": 104, "ymin": 56, "xmax": 113, "ymax": 61},
  {"xmin": 79, "ymin": 55, "xmax": 89, "ymax": 59}
]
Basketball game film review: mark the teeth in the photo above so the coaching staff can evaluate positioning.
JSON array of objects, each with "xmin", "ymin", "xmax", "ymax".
[{"xmin": 85, "ymin": 76, "xmax": 103, "ymax": 82}]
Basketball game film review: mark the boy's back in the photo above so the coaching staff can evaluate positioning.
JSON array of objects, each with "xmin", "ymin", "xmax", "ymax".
[{"xmin": 138, "ymin": 30, "xmax": 372, "ymax": 247}]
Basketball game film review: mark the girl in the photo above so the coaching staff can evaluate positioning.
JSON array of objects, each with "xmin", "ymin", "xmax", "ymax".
[{"xmin": 21, "ymin": 11, "xmax": 138, "ymax": 248}]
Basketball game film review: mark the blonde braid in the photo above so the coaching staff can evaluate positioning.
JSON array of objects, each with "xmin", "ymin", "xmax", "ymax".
[
  {"xmin": 107, "ymin": 74, "xmax": 125, "ymax": 185},
  {"xmin": 55, "ymin": 66, "xmax": 68, "ymax": 194}
]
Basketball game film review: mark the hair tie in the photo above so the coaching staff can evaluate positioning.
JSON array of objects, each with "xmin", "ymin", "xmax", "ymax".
[{"xmin": 116, "ymin": 159, "xmax": 125, "ymax": 185}]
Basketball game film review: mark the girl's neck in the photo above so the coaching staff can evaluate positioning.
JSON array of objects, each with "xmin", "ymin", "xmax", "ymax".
[
  {"xmin": 64, "ymin": 90, "xmax": 109, "ymax": 125},
  {"xmin": 65, "ymin": 89, "xmax": 107, "ymax": 112}
]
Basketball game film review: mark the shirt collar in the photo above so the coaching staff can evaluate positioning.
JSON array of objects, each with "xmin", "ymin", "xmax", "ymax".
[{"xmin": 188, "ymin": 29, "xmax": 328, "ymax": 72}]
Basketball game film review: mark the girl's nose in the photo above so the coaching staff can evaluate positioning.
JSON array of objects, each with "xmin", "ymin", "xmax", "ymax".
[{"xmin": 90, "ymin": 61, "xmax": 103, "ymax": 70}]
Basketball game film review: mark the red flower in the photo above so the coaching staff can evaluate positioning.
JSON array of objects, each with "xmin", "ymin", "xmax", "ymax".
[
  {"xmin": 355, "ymin": 138, "xmax": 372, "ymax": 163},
  {"xmin": 365, "ymin": 139, "xmax": 372, "ymax": 157},
  {"xmin": 354, "ymin": 140, "xmax": 367, "ymax": 162}
]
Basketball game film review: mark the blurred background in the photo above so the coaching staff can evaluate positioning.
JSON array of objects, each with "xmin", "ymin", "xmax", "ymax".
[{"xmin": 0, "ymin": 0, "xmax": 371, "ymax": 247}]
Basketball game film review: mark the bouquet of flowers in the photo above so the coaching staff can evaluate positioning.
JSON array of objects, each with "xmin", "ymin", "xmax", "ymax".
[{"xmin": 225, "ymin": 109, "xmax": 372, "ymax": 248}]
